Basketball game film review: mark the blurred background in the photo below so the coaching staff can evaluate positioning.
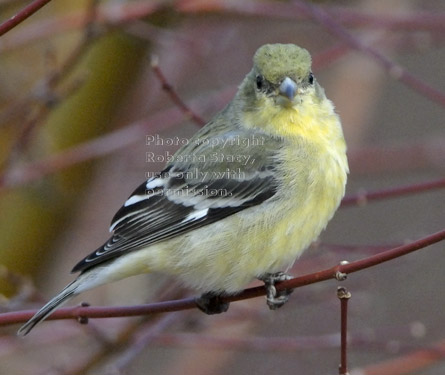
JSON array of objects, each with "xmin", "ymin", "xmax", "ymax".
[{"xmin": 1, "ymin": 0, "xmax": 445, "ymax": 374}]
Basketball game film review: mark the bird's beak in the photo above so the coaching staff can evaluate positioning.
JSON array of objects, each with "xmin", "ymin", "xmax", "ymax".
[{"xmin": 279, "ymin": 77, "xmax": 298, "ymax": 101}]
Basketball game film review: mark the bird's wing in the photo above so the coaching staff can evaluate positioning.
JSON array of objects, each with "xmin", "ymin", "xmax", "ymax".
[{"xmin": 72, "ymin": 129, "xmax": 282, "ymax": 273}]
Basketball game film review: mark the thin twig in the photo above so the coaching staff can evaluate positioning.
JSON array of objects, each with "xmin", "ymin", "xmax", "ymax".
[
  {"xmin": 2, "ymin": 227, "xmax": 445, "ymax": 327},
  {"xmin": 341, "ymin": 178, "xmax": 445, "ymax": 207},
  {"xmin": 337, "ymin": 287, "xmax": 351, "ymax": 375},
  {"xmin": 5, "ymin": 1, "xmax": 445, "ymax": 53},
  {"xmin": 179, "ymin": 0, "xmax": 445, "ymax": 37},
  {"xmin": 292, "ymin": 0, "xmax": 445, "ymax": 108},
  {"xmin": 1, "ymin": 0, "xmax": 101, "ymax": 173},
  {"xmin": 348, "ymin": 136, "xmax": 445, "ymax": 175},
  {"xmin": 0, "ymin": 87, "xmax": 234, "ymax": 192},
  {"xmin": 0, "ymin": 0, "xmax": 53, "ymax": 37},
  {"xmin": 63, "ymin": 282, "xmax": 186, "ymax": 375},
  {"xmin": 110, "ymin": 313, "xmax": 181, "ymax": 372},
  {"xmin": 48, "ymin": 0, "xmax": 100, "ymax": 87},
  {"xmin": 151, "ymin": 56, "xmax": 207, "ymax": 126},
  {"xmin": 0, "ymin": 0, "xmax": 163, "ymax": 52}
]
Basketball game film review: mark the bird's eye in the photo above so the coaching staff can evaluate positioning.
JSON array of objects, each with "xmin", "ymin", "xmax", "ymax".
[
  {"xmin": 256, "ymin": 75, "xmax": 264, "ymax": 90},
  {"xmin": 308, "ymin": 72, "xmax": 314, "ymax": 84}
]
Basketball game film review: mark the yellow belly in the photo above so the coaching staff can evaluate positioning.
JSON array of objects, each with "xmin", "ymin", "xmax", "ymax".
[{"xmin": 101, "ymin": 141, "xmax": 347, "ymax": 294}]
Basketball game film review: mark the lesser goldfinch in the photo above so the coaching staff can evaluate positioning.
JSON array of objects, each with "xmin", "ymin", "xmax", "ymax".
[{"xmin": 18, "ymin": 44, "xmax": 348, "ymax": 336}]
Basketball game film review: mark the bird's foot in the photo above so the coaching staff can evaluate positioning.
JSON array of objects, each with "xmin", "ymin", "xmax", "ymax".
[
  {"xmin": 195, "ymin": 292, "xmax": 230, "ymax": 315},
  {"xmin": 259, "ymin": 272, "xmax": 294, "ymax": 310}
]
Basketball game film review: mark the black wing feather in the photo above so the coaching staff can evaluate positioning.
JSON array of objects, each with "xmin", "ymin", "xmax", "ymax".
[
  {"xmin": 72, "ymin": 128, "xmax": 282, "ymax": 273},
  {"xmin": 72, "ymin": 171, "xmax": 277, "ymax": 273}
]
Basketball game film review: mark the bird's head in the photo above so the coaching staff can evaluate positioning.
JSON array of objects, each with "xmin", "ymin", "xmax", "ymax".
[{"xmin": 239, "ymin": 44, "xmax": 318, "ymax": 110}]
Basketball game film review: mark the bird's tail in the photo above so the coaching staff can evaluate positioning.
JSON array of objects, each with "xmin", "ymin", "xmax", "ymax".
[{"xmin": 17, "ymin": 279, "xmax": 80, "ymax": 336}]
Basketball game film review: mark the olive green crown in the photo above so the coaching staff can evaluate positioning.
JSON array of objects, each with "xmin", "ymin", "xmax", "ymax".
[{"xmin": 253, "ymin": 44, "xmax": 312, "ymax": 83}]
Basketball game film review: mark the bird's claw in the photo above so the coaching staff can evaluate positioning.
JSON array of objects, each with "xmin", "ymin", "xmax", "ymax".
[
  {"xmin": 195, "ymin": 292, "xmax": 230, "ymax": 315},
  {"xmin": 260, "ymin": 272, "xmax": 294, "ymax": 310}
]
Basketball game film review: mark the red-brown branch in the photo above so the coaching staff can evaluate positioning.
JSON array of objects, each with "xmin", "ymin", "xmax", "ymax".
[
  {"xmin": 2, "ymin": 227, "xmax": 445, "ymax": 328},
  {"xmin": 0, "ymin": 86, "xmax": 234, "ymax": 193},
  {"xmin": 5, "ymin": 1, "xmax": 445, "ymax": 53},
  {"xmin": 292, "ymin": 0, "xmax": 445, "ymax": 108},
  {"xmin": 341, "ymin": 178, "xmax": 445, "ymax": 207},
  {"xmin": 0, "ymin": 0, "xmax": 53, "ymax": 37},
  {"xmin": 337, "ymin": 287, "xmax": 351, "ymax": 375},
  {"xmin": 151, "ymin": 57, "xmax": 207, "ymax": 126}
]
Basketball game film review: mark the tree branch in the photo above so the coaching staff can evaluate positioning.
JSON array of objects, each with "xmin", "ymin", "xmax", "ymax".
[
  {"xmin": 0, "ymin": 0, "xmax": 53, "ymax": 37},
  {"xmin": 341, "ymin": 178, "xmax": 445, "ymax": 207},
  {"xmin": 2, "ymin": 227, "xmax": 445, "ymax": 328},
  {"xmin": 151, "ymin": 56, "xmax": 207, "ymax": 126},
  {"xmin": 292, "ymin": 0, "xmax": 445, "ymax": 108}
]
